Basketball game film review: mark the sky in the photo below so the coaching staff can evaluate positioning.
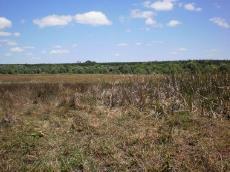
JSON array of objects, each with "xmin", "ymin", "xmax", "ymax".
[{"xmin": 0, "ymin": 0, "xmax": 230, "ymax": 64}]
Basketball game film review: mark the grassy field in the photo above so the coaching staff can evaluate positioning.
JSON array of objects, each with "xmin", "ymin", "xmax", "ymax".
[
  {"xmin": 0, "ymin": 73, "xmax": 229, "ymax": 171},
  {"xmin": 0, "ymin": 74, "xmax": 163, "ymax": 84}
]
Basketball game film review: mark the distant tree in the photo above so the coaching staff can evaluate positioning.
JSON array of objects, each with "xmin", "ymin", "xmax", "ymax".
[
  {"xmin": 85, "ymin": 60, "xmax": 96, "ymax": 65},
  {"xmin": 0, "ymin": 60, "xmax": 229, "ymax": 74}
]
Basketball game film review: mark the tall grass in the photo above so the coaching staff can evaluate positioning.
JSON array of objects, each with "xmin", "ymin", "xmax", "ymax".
[{"xmin": 1, "ymin": 72, "xmax": 228, "ymax": 119}]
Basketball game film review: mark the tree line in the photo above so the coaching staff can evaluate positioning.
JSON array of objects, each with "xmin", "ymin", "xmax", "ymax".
[{"xmin": 0, "ymin": 60, "xmax": 229, "ymax": 74}]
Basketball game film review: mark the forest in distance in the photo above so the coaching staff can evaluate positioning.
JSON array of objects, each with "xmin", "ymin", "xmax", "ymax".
[{"xmin": 0, "ymin": 60, "xmax": 229, "ymax": 74}]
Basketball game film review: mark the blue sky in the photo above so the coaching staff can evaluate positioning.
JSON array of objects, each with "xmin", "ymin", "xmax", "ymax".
[{"xmin": 0, "ymin": 0, "xmax": 229, "ymax": 64}]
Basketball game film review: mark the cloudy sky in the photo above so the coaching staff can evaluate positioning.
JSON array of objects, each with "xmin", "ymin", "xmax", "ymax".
[{"xmin": 0, "ymin": 0, "xmax": 229, "ymax": 64}]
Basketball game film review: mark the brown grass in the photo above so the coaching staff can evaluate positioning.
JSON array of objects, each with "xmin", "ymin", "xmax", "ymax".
[
  {"xmin": 0, "ymin": 73, "xmax": 229, "ymax": 171},
  {"xmin": 0, "ymin": 74, "xmax": 163, "ymax": 84}
]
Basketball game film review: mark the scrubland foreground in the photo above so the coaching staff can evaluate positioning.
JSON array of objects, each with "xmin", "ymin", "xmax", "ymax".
[{"xmin": 0, "ymin": 73, "xmax": 229, "ymax": 171}]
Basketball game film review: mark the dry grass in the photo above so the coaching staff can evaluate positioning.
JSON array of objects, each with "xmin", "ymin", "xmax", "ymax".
[
  {"xmin": 0, "ymin": 73, "xmax": 229, "ymax": 171},
  {"xmin": 0, "ymin": 74, "xmax": 162, "ymax": 84}
]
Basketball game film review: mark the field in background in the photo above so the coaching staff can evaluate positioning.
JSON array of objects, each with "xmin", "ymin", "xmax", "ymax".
[
  {"xmin": 0, "ymin": 74, "xmax": 162, "ymax": 84},
  {"xmin": 0, "ymin": 73, "xmax": 229, "ymax": 171},
  {"xmin": 0, "ymin": 74, "xmax": 128, "ymax": 83}
]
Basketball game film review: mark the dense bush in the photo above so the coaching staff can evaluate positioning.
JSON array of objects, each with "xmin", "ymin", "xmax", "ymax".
[{"xmin": 0, "ymin": 60, "xmax": 229, "ymax": 74}]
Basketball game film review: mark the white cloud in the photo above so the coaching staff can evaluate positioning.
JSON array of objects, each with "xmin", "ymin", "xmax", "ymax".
[
  {"xmin": 171, "ymin": 48, "xmax": 188, "ymax": 54},
  {"xmin": 0, "ymin": 17, "xmax": 12, "ymax": 30},
  {"xmin": 0, "ymin": 31, "xmax": 21, "ymax": 37},
  {"xmin": 33, "ymin": 11, "xmax": 112, "ymax": 28},
  {"xmin": 167, "ymin": 20, "xmax": 181, "ymax": 27},
  {"xmin": 10, "ymin": 47, "xmax": 25, "ymax": 53},
  {"xmin": 0, "ymin": 40, "xmax": 17, "ymax": 46},
  {"xmin": 117, "ymin": 43, "xmax": 128, "ymax": 47},
  {"xmin": 33, "ymin": 15, "xmax": 72, "ymax": 28},
  {"xmin": 50, "ymin": 49, "xmax": 70, "ymax": 55},
  {"xmin": 210, "ymin": 17, "xmax": 230, "ymax": 29},
  {"xmin": 184, "ymin": 3, "xmax": 202, "ymax": 12},
  {"xmin": 74, "ymin": 11, "xmax": 112, "ymax": 26},
  {"xmin": 131, "ymin": 9, "xmax": 157, "ymax": 26},
  {"xmin": 144, "ymin": 1, "xmax": 152, "ymax": 8},
  {"xmin": 23, "ymin": 46, "xmax": 35, "ymax": 49},
  {"xmin": 131, "ymin": 9, "xmax": 154, "ymax": 19},
  {"xmin": 0, "ymin": 17, "xmax": 20, "ymax": 37},
  {"xmin": 208, "ymin": 49, "xmax": 219, "ymax": 53},
  {"xmin": 150, "ymin": 0, "xmax": 175, "ymax": 11},
  {"xmin": 145, "ymin": 17, "xmax": 157, "ymax": 26},
  {"xmin": 0, "ymin": 31, "xmax": 12, "ymax": 37}
]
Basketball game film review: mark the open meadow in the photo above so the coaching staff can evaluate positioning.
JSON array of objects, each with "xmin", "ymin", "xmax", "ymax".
[{"xmin": 0, "ymin": 73, "xmax": 229, "ymax": 171}]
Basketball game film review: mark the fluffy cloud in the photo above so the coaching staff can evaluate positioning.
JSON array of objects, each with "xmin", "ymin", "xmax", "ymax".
[
  {"xmin": 10, "ymin": 47, "xmax": 25, "ymax": 53},
  {"xmin": 149, "ymin": 0, "xmax": 175, "ymax": 11},
  {"xmin": 0, "ymin": 17, "xmax": 21, "ymax": 37},
  {"xmin": 33, "ymin": 11, "xmax": 112, "ymax": 27},
  {"xmin": 33, "ymin": 15, "xmax": 72, "ymax": 28},
  {"xmin": 210, "ymin": 17, "xmax": 230, "ymax": 29},
  {"xmin": 50, "ymin": 49, "xmax": 70, "ymax": 55},
  {"xmin": 0, "ymin": 31, "xmax": 21, "ymax": 37},
  {"xmin": 0, "ymin": 17, "xmax": 12, "ymax": 30},
  {"xmin": 74, "ymin": 11, "xmax": 112, "ymax": 26},
  {"xmin": 0, "ymin": 31, "xmax": 12, "ymax": 37},
  {"xmin": 167, "ymin": 20, "xmax": 181, "ymax": 27},
  {"xmin": 131, "ymin": 9, "xmax": 157, "ymax": 26},
  {"xmin": 184, "ymin": 3, "xmax": 202, "ymax": 12},
  {"xmin": 145, "ymin": 18, "xmax": 157, "ymax": 25}
]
